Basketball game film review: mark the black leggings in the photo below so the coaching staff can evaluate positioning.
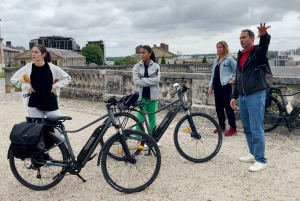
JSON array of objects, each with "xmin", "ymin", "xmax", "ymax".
[{"xmin": 213, "ymin": 78, "xmax": 236, "ymax": 128}]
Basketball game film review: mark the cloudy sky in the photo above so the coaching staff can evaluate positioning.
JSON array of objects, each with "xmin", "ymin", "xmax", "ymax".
[{"xmin": 1, "ymin": 0, "xmax": 300, "ymax": 57}]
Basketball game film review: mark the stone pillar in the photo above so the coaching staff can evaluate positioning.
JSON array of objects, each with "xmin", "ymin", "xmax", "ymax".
[
  {"xmin": 0, "ymin": 19, "xmax": 5, "ymax": 72},
  {"xmin": 160, "ymin": 78, "xmax": 168, "ymax": 98},
  {"xmin": 290, "ymin": 86, "xmax": 300, "ymax": 108}
]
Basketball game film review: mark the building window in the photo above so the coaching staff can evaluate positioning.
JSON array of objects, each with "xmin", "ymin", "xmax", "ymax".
[
  {"xmin": 52, "ymin": 60, "xmax": 58, "ymax": 65},
  {"xmin": 21, "ymin": 60, "xmax": 26, "ymax": 65}
]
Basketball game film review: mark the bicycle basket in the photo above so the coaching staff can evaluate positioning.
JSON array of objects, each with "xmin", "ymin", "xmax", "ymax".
[{"xmin": 118, "ymin": 92, "xmax": 139, "ymax": 110}]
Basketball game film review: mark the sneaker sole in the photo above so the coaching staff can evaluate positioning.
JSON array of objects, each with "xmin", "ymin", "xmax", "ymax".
[{"xmin": 239, "ymin": 159, "xmax": 255, "ymax": 163}]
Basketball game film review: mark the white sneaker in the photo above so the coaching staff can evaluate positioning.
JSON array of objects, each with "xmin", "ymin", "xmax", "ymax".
[
  {"xmin": 248, "ymin": 161, "xmax": 267, "ymax": 172},
  {"xmin": 143, "ymin": 144, "xmax": 148, "ymax": 150},
  {"xmin": 239, "ymin": 153, "xmax": 255, "ymax": 163},
  {"xmin": 143, "ymin": 143, "xmax": 161, "ymax": 150}
]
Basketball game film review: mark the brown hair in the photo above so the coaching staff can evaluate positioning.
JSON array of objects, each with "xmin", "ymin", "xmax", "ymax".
[
  {"xmin": 241, "ymin": 29, "xmax": 255, "ymax": 38},
  {"xmin": 33, "ymin": 44, "xmax": 52, "ymax": 62},
  {"xmin": 216, "ymin": 41, "xmax": 230, "ymax": 57}
]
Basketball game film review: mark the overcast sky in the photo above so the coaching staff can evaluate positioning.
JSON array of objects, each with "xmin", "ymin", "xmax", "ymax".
[{"xmin": 1, "ymin": 0, "xmax": 300, "ymax": 57}]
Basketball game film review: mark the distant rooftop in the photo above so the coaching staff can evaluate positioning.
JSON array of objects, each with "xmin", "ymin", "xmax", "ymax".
[
  {"xmin": 3, "ymin": 46, "xmax": 20, "ymax": 53},
  {"xmin": 47, "ymin": 48, "xmax": 84, "ymax": 58}
]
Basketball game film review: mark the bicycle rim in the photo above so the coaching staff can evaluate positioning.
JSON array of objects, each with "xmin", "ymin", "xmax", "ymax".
[
  {"xmin": 9, "ymin": 132, "xmax": 69, "ymax": 190},
  {"xmin": 174, "ymin": 113, "xmax": 222, "ymax": 163},
  {"xmin": 101, "ymin": 130, "xmax": 161, "ymax": 193}
]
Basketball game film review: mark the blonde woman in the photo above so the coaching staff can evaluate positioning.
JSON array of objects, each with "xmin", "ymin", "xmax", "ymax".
[{"xmin": 208, "ymin": 41, "xmax": 237, "ymax": 136}]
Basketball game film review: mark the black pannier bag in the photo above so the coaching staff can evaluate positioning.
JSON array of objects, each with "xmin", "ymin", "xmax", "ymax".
[
  {"xmin": 9, "ymin": 122, "xmax": 52, "ymax": 160},
  {"xmin": 118, "ymin": 92, "xmax": 139, "ymax": 110}
]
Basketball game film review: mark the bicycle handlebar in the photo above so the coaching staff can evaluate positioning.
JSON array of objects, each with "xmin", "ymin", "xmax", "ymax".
[
  {"xmin": 176, "ymin": 83, "xmax": 189, "ymax": 94},
  {"xmin": 104, "ymin": 96, "xmax": 118, "ymax": 107}
]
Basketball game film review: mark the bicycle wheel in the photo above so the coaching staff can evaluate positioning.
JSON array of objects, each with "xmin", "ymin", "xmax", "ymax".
[
  {"xmin": 100, "ymin": 112, "xmax": 145, "ymax": 160},
  {"xmin": 174, "ymin": 112, "xmax": 222, "ymax": 163},
  {"xmin": 264, "ymin": 96, "xmax": 284, "ymax": 132},
  {"xmin": 101, "ymin": 130, "xmax": 161, "ymax": 194},
  {"xmin": 9, "ymin": 132, "xmax": 69, "ymax": 190}
]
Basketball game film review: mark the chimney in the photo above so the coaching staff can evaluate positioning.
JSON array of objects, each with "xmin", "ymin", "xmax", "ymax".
[
  {"xmin": 160, "ymin": 43, "xmax": 166, "ymax": 50},
  {"xmin": 29, "ymin": 42, "xmax": 35, "ymax": 49},
  {"xmin": 165, "ymin": 44, "xmax": 169, "ymax": 51},
  {"xmin": 6, "ymin": 41, "xmax": 11, "ymax": 46},
  {"xmin": 136, "ymin": 45, "xmax": 142, "ymax": 54}
]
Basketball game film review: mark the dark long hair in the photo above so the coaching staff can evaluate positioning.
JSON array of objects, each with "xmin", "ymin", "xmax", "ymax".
[
  {"xmin": 33, "ymin": 44, "xmax": 52, "ymax": 62},
  {"xmin": 142, "ymin": 45, "xmax": 156, "ymax": 62}
]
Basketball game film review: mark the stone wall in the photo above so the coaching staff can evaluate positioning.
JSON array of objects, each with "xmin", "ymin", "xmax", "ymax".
[{"xmin": 3, "ymin": 64, "xmax": 300, "ymax": 119}]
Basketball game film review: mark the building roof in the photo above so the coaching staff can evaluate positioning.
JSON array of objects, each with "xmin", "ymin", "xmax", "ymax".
[
  {"xmin": 152, "ymin": 47, "xmax": 178, "ymax": 57},
  {"xmin": 47, "ymin": 48, "xmax": 85, "ymax": 59},
  {"xmin": 3, "ymin": 46, "xmax": 20, "ymax": 53}
]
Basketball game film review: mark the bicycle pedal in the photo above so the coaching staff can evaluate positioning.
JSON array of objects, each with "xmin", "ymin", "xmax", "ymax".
[{"xmin": 88, "ymin": 153, "xmax": 97, "ymax": 161}]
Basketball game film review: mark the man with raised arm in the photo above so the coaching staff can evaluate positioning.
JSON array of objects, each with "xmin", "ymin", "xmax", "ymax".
[{"xmin": 230, "ymin": 23, "xmax": 271, "ymax": 172}]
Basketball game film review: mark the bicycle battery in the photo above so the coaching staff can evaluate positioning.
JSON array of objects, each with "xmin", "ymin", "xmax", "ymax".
[
  {"xmin": 290, "ymin": 103, "xmax": 300, "ymax": 117},
  {"xmin": 152, "ymin": 108, "xmax": 176, "ymax": 138},
  {"xmin": 77, "ymin": 123, "xmax": 105, "ymax": 163}
]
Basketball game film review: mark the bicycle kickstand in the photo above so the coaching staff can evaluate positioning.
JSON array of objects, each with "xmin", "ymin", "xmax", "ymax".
[{"xmin": 76, "ymin": 173, "xmax": 87, "ymax": 182}]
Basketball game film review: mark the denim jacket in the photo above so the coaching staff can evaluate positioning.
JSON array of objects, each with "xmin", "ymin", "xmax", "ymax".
[{"xmin": 208, "ymin": 56, "xmax": 237, "ymax": 88}]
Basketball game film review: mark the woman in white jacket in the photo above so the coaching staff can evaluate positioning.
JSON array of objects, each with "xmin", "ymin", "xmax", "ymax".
[{"xmin": 11, "ymin": 44, "xmax": 71, "ymax": 118}]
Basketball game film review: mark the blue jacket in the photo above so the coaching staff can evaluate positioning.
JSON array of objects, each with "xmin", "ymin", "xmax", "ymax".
[{"xmin": 208, "ymin": 56, "xmax": 237, "ymax": 88}]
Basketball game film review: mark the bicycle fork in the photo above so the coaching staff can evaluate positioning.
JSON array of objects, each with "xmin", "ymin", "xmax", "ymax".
[
  {"xmin": 186, "ymin": 110, "xmax": 201, "ymax": 139},
  {"xmin": 119, "ymin": 129, "xmax": 137, "ymax": 164}
]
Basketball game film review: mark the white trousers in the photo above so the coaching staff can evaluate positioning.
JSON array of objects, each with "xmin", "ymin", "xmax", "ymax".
[{"xmin": 28, "ymin": 107, "xmax": 64, "ymax": 140}]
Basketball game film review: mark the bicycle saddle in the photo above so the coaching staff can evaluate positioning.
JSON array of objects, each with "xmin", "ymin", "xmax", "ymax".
[
  {"xmin": 270, "ymin": 85, "xmax": 286, "ymax": 89},
  {"xmin": 132, "ymin": 101, "xmax": 150, "ymax": 107},
  {"xmin": 47, "ymin": 116, "xmax": 72, "ymax": 122}
]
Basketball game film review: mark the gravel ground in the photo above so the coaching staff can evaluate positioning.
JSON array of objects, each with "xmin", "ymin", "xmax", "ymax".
[{"xmin": 1, "ymin": 78, "xmax": 300, "ymax": 201}]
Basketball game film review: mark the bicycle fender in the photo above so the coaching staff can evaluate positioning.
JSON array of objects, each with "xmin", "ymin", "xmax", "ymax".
[{"xmin": 97, "ymin": 133, "xmax": 119, "ymax": 166}]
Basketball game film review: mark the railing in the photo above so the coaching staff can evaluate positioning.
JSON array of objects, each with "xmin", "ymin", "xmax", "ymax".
[{"xmin": 3, "ymin": 64, "xmax": 300, "ymax": 118}]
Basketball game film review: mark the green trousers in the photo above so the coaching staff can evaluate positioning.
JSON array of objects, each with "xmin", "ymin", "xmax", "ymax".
[{"xmin": 136, "ymin": 98, "xmax": 158, "ymax": 135}]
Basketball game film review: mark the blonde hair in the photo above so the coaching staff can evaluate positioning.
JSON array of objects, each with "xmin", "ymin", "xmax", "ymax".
[{"xmin": 216, "ymin": 41, "xmax": 230, "ymax": 57}]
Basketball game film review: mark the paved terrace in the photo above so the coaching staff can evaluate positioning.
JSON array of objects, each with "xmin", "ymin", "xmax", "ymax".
[{"xmin": 0, "ymin": 78, "xmax": 300, "ymax": 201}]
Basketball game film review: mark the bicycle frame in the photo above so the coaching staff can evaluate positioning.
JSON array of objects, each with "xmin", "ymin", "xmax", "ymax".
[
  {"xmin": 271, "ymin": 88, "xmax": 300, "ymax": 122},
  {"xmin": 129, "ymin": 87, "xmax": 199, "ymax": 141},
  {"xmin": 37, "ymin": 102, "xmax": 133, "ymax": 169}
]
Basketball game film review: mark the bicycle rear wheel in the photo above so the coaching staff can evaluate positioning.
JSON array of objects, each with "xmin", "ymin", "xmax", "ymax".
[
  {"xmin": 101, "ymin": 130, "xmax": 161, "ymax": 194},
  {"xmin": 174, "ymin": 112, "xmax": 222, "ymax": 163},
  {"xmin": 100, "ymin": 112, "xmax": 145, "ymax": 160},
  {"xmin": 264, "ymin": 96, "xmax": 284, "ymax": 132},
  {"xmin": 9, "ymin": 132, "xmax": 69, "ymax": 190}
]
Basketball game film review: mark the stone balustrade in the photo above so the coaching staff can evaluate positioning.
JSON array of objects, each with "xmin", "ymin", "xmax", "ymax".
[{"xmin": 3, "ymin": 64, "xmax": 300, "ymax": 118}]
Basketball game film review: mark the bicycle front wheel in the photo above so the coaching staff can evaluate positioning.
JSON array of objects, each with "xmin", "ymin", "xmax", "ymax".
[
  {"xmin": 9, "ymin": 132, "xmax": 69, "ymax": 190},
  {"xmin": 100, "ymin": 112, "xmax": 145, "ymax": 160},
  {"xmin": 101, "ymin": 130, "xmax": 161, "ymax": 194},
  {"xmin": 264, "ymin": 96, "xmax": 284, "ymax": 132},
  {"xmin": 174, "ymin": 112, "xmax": 222, "ymax": 163}
]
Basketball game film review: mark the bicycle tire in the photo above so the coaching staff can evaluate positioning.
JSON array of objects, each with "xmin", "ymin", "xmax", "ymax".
[
  {"xmin": 174, "ymin": 112, "xmax": 222, "ymax": 163},
  {"xmin": 264, "ymin": 95, "xmax": 284, "ymax": 132},
  {"xmin": 101, "ymin": 130, "xmax": 161, "ymax": 194},
  {"xmin": 100, "ymin": 112, "xmax": 145, "ymax": 160},
  {"xmin": 9, "ymin": 132, "xmax": 69, "ymax": 190}
]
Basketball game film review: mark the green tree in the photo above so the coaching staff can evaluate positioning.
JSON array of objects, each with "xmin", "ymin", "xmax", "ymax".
[
  {"xmin": 114, "ymin": 56, "xmax": 137, "ymax": 65},
  {"xmin": 82, "ymin": 44, "xmax": 104, "ymax": 65},
  {"xmin": 174, "ymin": 60, "xmax": 177, "ymax": 64},
  {"xmin": 202, "ymin": 57, "xmax": 207, "ymax": 63},
  {"xmin": 161, "ymin": 55, "xmax": 166, "ymax": 64},
  {"xmin": 267, "ymin": 54, "xmax": 277, "ymax": 60},
  {"xmin": 183, "ymin": 60, "xmax": 186, "ymax": 64}
]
